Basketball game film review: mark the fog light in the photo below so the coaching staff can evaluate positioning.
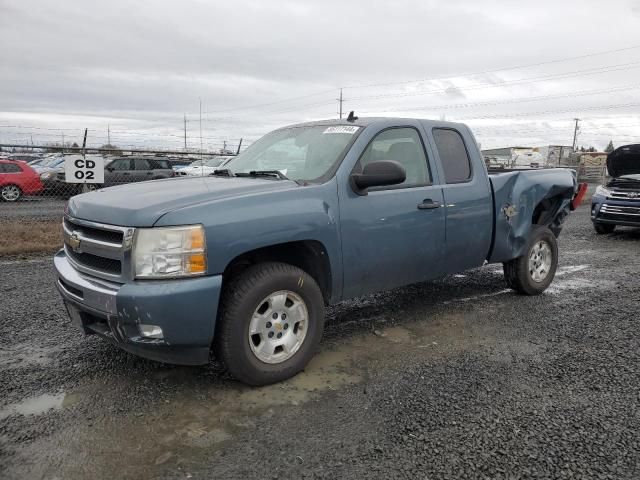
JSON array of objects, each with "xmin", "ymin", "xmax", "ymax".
[{"xmin": 139, "ymin": 324, "xmax": 163, "ymax": 339}]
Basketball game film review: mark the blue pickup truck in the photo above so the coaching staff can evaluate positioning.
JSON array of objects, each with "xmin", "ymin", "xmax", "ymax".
[
  {"xmin": 55, "ymin": 116, "xmax": 581, "ymax": 385},
  {"xmin": 591, "ymin": 144, "xmax": 640, "ymax": 233}
]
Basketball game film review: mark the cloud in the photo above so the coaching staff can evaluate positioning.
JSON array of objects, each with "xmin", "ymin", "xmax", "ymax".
[{"xmin": 1, "ymin": 0, "xmax": 640, "ymax": 150}]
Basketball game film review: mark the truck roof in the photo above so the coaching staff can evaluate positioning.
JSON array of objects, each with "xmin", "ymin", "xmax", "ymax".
[{"xmin": 282, "ymin": 116, "xmax": 469, "ymax": 130}]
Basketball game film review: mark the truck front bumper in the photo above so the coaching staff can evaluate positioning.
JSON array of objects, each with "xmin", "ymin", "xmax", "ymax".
[{"xmin": 54, "ymin": 250, "xmax": 222, "ymax": 365}]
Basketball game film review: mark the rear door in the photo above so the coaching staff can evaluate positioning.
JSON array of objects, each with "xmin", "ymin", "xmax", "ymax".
[
  {"xmin": 429, "ymin": 127, "xmax": 493, "ymax": 273},
  {"xmin": 150, "ymin": 159, "xmax": 172, "ymax": 178},
  {"xmin": 339, "ymin": 125, "xmax": 446, "ymax": 298}
]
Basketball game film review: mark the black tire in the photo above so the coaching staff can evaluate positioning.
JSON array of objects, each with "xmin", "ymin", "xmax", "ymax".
[
  {"xmin": 1, "ymin": 184, "xmax": 22, "ymax": 202},
  {"xmin": 215, "ymin": 262, "xmax": 325, "ymax": 385},
  {"xmin": 594, "ymin": 223, "xmax": 615, "ymax": 234},
  {"xmin": 503, "ymin": 225, "xmax": 558, "ymax": 295}
]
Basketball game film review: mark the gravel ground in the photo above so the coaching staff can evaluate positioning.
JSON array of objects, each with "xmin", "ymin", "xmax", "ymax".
[{"xmin": 1, "ymin": 206, "xmax": 639, "ymax": 479}]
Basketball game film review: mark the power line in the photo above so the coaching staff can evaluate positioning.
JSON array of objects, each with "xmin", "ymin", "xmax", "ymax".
[
  {"xmin": 343, "ymin": 43, "xmax": 640, "ymax": 90},
  {"xmin": 356, "ymin": 83, "xmax": 640, "ymax": 115},
  {"xmin": 197, "ymin": 43, "xmax": 640, "ymax": 117},
  {"xmin": 350, "ymin": 61, "xmax": 640, "ymax": 103}
]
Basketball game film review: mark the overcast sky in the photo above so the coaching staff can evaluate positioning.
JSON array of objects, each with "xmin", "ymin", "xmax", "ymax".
[{"xmin": 2, "ymin": 0, "xmax": 640, "ymax": 151}]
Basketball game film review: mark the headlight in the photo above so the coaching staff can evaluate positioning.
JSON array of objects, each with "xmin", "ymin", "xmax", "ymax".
[
  {"xmin": 133, "ymin": 225, "xmax": 206, "ymax": 279},
  {"xmin": 40, "ymin": 172, "xmax": 54, "ymax": 180},
  {"xmin": 595, "ymin": 185, "xmax": 611, "ymax": 197}
]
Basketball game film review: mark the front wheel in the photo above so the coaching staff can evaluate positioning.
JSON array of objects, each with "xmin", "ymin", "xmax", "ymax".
[
  {"xmin": 1, "ymin": 184, "xmax": 22, "ymax": 202},
  {"xmin": 503, "ymin": 225, "xmax": 558, "ymax": 295},
  {"xmin": 215, "ymin": 262, "xmax": 325, "ymax": 385},
  {"xmin": 594, "ymin": 223, "xmax": 615, "ymax": 234}
]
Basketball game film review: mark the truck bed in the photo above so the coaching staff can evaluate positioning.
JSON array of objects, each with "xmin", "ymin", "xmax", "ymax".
[{"xmin": 487, "ymin": 168, "xmax": 577, "ymax": 263}]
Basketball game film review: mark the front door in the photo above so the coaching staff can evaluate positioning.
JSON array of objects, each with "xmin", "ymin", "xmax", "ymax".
[
  {"xmin": 104, "ymin": 158, "xmax": 132, "ymax": 186},
  {"xmin": 339, "ymin": 126, "xmax": 446, "ymax": 299}
]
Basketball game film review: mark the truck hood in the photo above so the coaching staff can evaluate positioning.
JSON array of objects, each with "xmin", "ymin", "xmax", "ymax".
[
  {"xmin": 607, "ymin": 144, "xmax": 640, "ymax": 178},
  {"xmin": 67, "ymin": 176, "xmax": 298, "ymax": 227}
]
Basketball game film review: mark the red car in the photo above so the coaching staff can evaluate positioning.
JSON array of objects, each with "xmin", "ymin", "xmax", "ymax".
[{"xmin": 0, "ymin": 160, "xmax": 44, "ymax": 201}]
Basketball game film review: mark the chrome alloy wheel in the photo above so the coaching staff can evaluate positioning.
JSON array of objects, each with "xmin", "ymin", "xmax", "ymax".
[
  {"xmin": 248, "ymin": 290, "xmax": 309, "ymax": 364},
  {"xmin": 1, "ymin": 185, "xmax": 21, "ymax": 201},
  {"xmin": 528, "ymin": 240, "xmax": 552, "ymax": 283}
]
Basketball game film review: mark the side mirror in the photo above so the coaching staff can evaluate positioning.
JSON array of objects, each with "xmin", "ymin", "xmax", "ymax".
[{"xmin": 350, "ymin": 160, "xmax": 406, "ymax": 194}]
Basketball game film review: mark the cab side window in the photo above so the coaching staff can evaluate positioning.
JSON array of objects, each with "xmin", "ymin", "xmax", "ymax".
[
  {"xmin": 132, "ymin": 159, "xmax": 151, "ymax": 171},
  {"xmin": 432, "ymin": 128, "xmax": 472, "ymax": 184},
  {"xmin": 358, "ymin": 128, "xmax": 430, "ymax": 187},
  {"xmin": 109, "ymin": 159, "xmax": 130, "ymax": 171}
]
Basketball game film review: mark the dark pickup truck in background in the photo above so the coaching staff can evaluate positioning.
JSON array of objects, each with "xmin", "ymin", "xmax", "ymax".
[
  {"xmin": 55, "ymin": 116, "xmax": 584, "ymax": 385},
  {"xmin": 591, "ymin": 144, "xmax": 640, "ymax": 233}
]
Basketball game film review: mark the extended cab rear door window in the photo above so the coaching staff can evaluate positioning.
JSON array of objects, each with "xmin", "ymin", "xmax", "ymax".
[
  {"xmin": 358, "ymin": 127, "xmax": 431, "ymax": 188},
  {"xmin": 432, "ymin": 128, "xmax": 472, "ymax": 184}
]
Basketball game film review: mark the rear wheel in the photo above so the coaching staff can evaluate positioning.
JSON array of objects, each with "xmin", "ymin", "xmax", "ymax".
[
  {"xmin": 1, "ymin": 184, "xmax": 22, "ymax": 202},
  {"xmin": 594, "ymin": 223, "xmax": 615, "ymax": 234},
  {"xmin": 503, "ymin": 225, "xmax": 558, "ymax": 295},
  {"xmin": 215, "ymin": 262, "xmax": 325, "ymax": 385}
]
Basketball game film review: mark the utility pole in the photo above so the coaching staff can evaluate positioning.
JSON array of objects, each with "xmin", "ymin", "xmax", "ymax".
[
  {"xmin": 571, "ymin": 118, "xmax": 580, "ymax": 151},
  {"xmin": 223, "ymin": 140, "xmax": 227, "ymax": 152},
  {"xmin": 183, "ymin": 114, "xmax": 187, "ymax": 150},
  {"xmin": 338, "ymin": 88, "xmax": 343, "ymax": 119},
  {"xmin": 107, "ymin": 124, "xmax": 111, "ymax": 145},
  {"xmin": 236, "ymin": 138, "xmax": 243, "ymax": 155},
  {"xmin": 62, "ymin": 131, "xmax": 65, "ymax": 152},
  {"xmin": 199, "ymin": 99, "xmax": 203, "ymax": 157}
]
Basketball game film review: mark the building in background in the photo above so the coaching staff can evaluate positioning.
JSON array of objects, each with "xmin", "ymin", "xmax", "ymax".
[
  {"xmin": 537, "ymin": 145, "xmax": 574, "ymax": 167},
  {"xmin": 481, "ymin": 146, "xmax": 544, "ymax": 169}
]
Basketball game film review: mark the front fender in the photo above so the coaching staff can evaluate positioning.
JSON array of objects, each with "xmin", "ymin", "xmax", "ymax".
[{"xmin": 155, "ymin": 180, "xmax": 343, "ymax": 299}]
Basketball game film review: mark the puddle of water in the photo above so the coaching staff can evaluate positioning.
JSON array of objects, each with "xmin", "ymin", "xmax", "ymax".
[
  {"xmin": 0, "ymin": 391, "xmax": 81, "ymax": 421},
  {"xmin": 547, "ymin": 277, "xmax": 615, "ymax": 294},
  {"xmin": 556, "ymin": 265, "xmax": 589, "ymax": 276},
  {"xmin": 0, "ymin": 393, "xmax": 65, "ymax": 420}
]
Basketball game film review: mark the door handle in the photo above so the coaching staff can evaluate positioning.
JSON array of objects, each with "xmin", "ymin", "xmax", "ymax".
[{"xmin": 417, "ymin": 199, "xmax": 441, "ymax": 210}]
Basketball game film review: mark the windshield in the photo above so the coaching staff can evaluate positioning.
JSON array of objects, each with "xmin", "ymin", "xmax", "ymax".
[
  {"xmin": 39, "ymin": 156, "xmax": 63, "ymax": 167},
  {"xmin": 225, "ymin": 125, "xmax": 360, "ymax": 182},
  {"xmin": 203, "ymin": 157, "xmax": 228, "ymax": 167}
]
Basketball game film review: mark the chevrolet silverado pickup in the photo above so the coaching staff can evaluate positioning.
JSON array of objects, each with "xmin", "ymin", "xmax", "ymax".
[
  {"xmin": 55, "ymin": 116, "xmax": 583, "ymax": 385},
  {"xmin": 591, "ymin": 144, "xmax": 640, "ymax": 233}
]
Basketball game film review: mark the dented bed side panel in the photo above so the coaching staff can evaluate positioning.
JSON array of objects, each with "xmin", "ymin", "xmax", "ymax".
[{"xmin": 488, "ymin": 169, "xmax": 576, "ymax": 263}]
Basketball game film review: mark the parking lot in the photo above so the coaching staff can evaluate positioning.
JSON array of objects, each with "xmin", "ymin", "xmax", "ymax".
[{"xmin": 0, "ymin": 206, "xmax": 639, "ymax": 479}]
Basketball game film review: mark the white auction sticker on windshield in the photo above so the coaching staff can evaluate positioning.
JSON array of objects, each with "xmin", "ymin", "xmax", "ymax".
[{"xmin": 323, "ymin": 126, "xmax": 360, "ymax": 134}]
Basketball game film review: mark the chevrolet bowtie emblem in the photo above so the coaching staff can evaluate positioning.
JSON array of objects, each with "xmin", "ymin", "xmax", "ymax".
[{"xmin": 68, "ymin": 232, "xmax": 81, "ymax": 252}]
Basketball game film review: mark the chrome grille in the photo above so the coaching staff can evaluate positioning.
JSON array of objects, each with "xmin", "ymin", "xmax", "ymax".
[
  {"xmin": 63, "ymin": 216, "xmax": 134, "ymax": 282},
  {"xmin": 607, "ymin": 190, "xmax": 640, "ymax": 202},
  {"xmin": 599, "ymin": 204, "xmax": 640, "ymax": 223}
]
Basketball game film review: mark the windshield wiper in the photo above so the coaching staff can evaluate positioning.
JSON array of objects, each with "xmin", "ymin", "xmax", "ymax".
[
  {"xmin": 209, "ymin": 169, "xmax": 235, "ymax": 177},
  {"xmin": 236, "ymin": 170, "xmax": 290, "ymax": 180}
]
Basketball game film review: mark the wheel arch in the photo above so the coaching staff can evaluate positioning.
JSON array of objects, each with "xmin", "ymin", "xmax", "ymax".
[
  {"xmin": 222, "ymin": 240, "xmax": 333, "ymax": 304},
  {"xmin": 532, "ymin": 194, "xmax": 569, "ymax": 237}
]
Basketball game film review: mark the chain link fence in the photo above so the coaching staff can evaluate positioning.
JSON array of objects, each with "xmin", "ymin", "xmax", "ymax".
[{"xmin": 0, "ymin": 150, "xmax": 235, "ymax": 257}]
